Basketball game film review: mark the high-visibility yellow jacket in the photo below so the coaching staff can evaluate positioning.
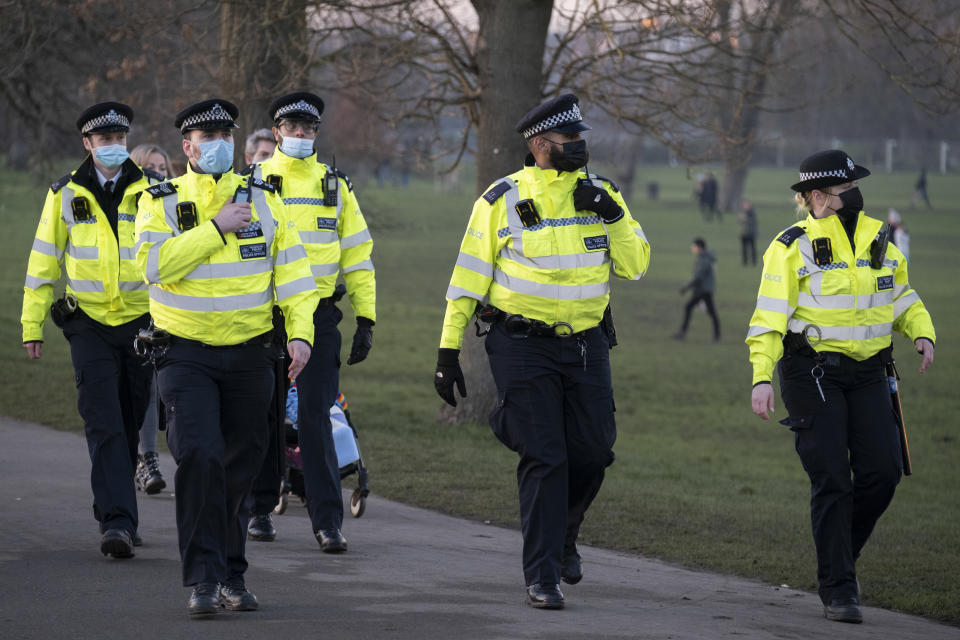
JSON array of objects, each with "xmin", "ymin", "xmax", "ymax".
[
  {"xmin": 21, "ymin": 157, "xmax": 154, "ymax": 342},
  {"xmin": 439, "ymin": 157, "xmax": 650, "ymax": 349},
  {"xmin": 254, "ymin": 151, "xmax": 375, "ymax": 321},
  {"xmin": 135, "ymin": 165, "xmax": 319, "ymax": 346},
  {"xmin": 746, "ymin": 211, "xmax": 936, "ymax": 385}
]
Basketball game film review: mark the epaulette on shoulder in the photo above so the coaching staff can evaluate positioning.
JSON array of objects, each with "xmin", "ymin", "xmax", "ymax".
[
  {"xmin": 590, "ymin": 173, "xmax": 620, "ymax": 193},
  {"xmin": 142, "ymin": 168, "xmax": 166, "ymax": 183},
  {"xmin": 249, "ymin": 176, "xmax": 276, "ymax": 194},
  {"xmin": 482, "ymin": 180, "xmax": 514, "ymax": 205},
  {"xmin": 145, "ymin": 182, "xmax": 178, "ymax": 198},
  {"xmin": 50, "ymin": 173, "xmax": 72, "ymax": 193},
  {"xmin": 776, "ymin": 225, "xmax": 806, "ymax": 247},
  {"xmin": 237, "ymin": 163, "xmax": 255, "ymax": 177},
  {"xmin": 333, "ymin": 168, "xmax": 353, "ymax": 192}
]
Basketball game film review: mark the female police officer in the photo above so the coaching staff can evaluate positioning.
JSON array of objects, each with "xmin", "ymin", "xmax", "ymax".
[{"xmin": 745, "ymin": 150, "xmax": 936, "ymax": 624}]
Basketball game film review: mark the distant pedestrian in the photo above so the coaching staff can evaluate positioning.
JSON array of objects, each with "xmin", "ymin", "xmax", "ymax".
[
  {"xmin": 244, "ymin": 128, "xmax": 276, "ymax": 166},
  {"xmin": 887, "ymin": 208, "xmax": 911, "ymax": 262},
  {"xmin": 673, "ymin": 238, "xmax": 720, "ymax": 342},
  {"xmin": 910, "ymin": 167, "xmax": 932, "ymax": 209},
  {"xmin": 700, "ymin": 172, "xmax": 719, "ymax": 221},
  {"xmin": 739, "ymin": 199, "xmax": 758, "ymax": 266}
]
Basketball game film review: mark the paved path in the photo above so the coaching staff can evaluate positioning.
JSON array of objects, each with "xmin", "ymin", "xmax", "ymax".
[{"xmin": 0, "ymin": 417, "xmax": 956, "ymax": 639}]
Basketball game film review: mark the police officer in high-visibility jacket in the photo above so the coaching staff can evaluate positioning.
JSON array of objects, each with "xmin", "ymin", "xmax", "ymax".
[
  {"xmin": 21, "ymin": 102, "xmax": 161, "ymax": 560},
  {"xmin": 746, "ymin": 150, "xmax": 935, "ymax": 624},
  {"xmin": 434, "ymin": 94, "xmax": 650, "ymax": 610},
  {"xmin": 135, "ymin": 99, "xmax": 320, "ymax": 616},
  {"xmin": 245, "ymin": 92, "xmax": 375, "ymax": 553}
]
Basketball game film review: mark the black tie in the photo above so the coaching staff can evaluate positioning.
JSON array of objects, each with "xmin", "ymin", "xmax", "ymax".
[{"xmin": 104, "ymin": 180, "xmax": 114, "ymax": 193}]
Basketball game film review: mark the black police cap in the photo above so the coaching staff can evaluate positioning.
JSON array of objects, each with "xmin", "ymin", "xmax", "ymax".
[
  {"xmin": 270, "ymin": 92, "xmax": 324, "ymax": 122},
  {"xmin": 790, "ymin": 149, "xmax": 871, "ymax": 192},
  {"xmin": 76, "ymin": 102, "xmax": 133, "ymax": 135},
  {"xmin": 174, "ymin": 99, "xmax": 240, "ymax": 134},
  {"xmin": 515, "ymin": 93, "xmax": 591, "ymax": 141}
]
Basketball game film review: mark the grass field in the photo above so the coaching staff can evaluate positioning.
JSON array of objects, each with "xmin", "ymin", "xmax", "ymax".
[{"xmin": 1, "ymin": 161, "xmax": 957, "ymax": 624}]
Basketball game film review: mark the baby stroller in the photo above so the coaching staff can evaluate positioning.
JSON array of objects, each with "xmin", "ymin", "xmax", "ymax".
[{"xmin": 274, "ymin": 386, "xmax": 370, "ymax": 518}]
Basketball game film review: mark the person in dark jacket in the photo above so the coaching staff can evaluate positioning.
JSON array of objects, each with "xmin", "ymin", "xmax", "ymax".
[
  {"xmin": 673, "ymin": 238, "xmax": 720, "ymax": 342},
  {"xmin": 739, "ymin": 199, "xmax": 758, "ymax": 266}
]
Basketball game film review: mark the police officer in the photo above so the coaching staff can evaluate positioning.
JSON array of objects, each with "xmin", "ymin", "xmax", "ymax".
[
  {"xmin": 747, "ymin": 150, "xmax": 936, "ymax": 624},
  {"xmin": 246, "ymin": 92, "xmax": 376, "ymax": 552},
  {"xmin": 21, "ymin": 102, "xmax": 157, "ymax": 559},
  {"xmin": 135, "ymin": 99, "xmax": 320, "ymax": 616},
  {"xmin": 434, "ymin": 94, "xmax": 650, "ymax": 609}
]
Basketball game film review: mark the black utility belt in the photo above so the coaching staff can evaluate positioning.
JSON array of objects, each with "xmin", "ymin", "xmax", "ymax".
[
  {"xmin": 497, "ymin": 312, "xmax": 591, "ymax": 339},
  {"xmin": 782, "ymin": 332, "xmax": 891, "ymax": 366},
  {"xmin": 172, "ymin": 330, "xmax": 273, "ymax": 350}
]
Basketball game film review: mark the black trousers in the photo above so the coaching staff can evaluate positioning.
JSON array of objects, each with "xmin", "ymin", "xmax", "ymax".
[
  {"xmin": 778, "ymin": 350, "xmax": 902, "ymax": 605},
  {"xmin": 295, "ymin": 303, "xmax": 343, "ymax": 532},
  {"xmin": 681, "ymin": 292, "xmax": 720, "ymax": 338},
  {"xmin": 62, "ymin": 310, "xmax": 151, "ymax": 536},
  {"xmin": 248, "ymin": 402, "xmax": 282, "ymax": 517},
  {"xmin": 485, "ymin": 323, "xmax": 616, "ymax": 586},
  {"xmin": 158, "ymin": 338, "xmax": 274, "ymax": 587},
  {"xmin": 741, "ymin": 235, "xmax": 756, "ymax": 265}
]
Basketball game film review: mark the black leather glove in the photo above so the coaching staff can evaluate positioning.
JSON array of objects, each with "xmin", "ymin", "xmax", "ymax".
[
  {"xmin": 434, "ymin": 348, "xmax": 466, "ymax": 407},
  {"xmin": 347, "ymin": 317, "xmax": 374, "ymax": 365},
  {"xmin": 573, "ymin": 182, "xmax": 624, "ymax": 223}
]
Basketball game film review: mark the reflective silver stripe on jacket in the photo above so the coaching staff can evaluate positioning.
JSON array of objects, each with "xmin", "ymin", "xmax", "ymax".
[
  {"xmin": 754, "ymin": 295, "xmax": 793, "ymax": 315},
  {"xmin": 786, "ymin": 318, "xmax": 892, "ymax": 341},
  {"xmin": 499, "ymin": 246, "xmax": 608, "ymax": 270},
  {"xmin": 31, "ymin": 238, "xmax": 62, "ymax": 260},
  {"xmin": 276, "ymin": 275, "xmax": 317, "ymax": 301},
  {"xmin": 797, "ymin": 291, "xmax": 894, "ymax": 310},
  {"xmin": 492, "ymin": 269, "xmax": 609, "ymax": 300},
  {"xmin": 499, "ymin": 182, "xmax": 523, "ymax": 253},
  {"xmin": 275, "ymin": 245, "xmax": 308, "ymax": 266},
  {"xmin": 248, "ymin": 184, "xmax": 277, "ymax": 250},
  {"xmin": 311, "ymin": 263, "xmax": 339, "ymax": 278},
  {"xmin": 67, "ymin": 278, "xmax": 105, "ymax": 293},
  {"xmin": 445, "ymin": 284, "xmax": 485, "ymax": 302},
  {"xmin": 340, "ymin": 228, "xmax": 371, "ymax": 250},
  {"xmin": 746, "ymin": 325, "xmax": 777, "ymax": 338},
  {"xmin": 24, "ymin": 274, "xmax": 56, "ymax": 289},
  {"xmin": 118, "ymin": 246, "xmax": 137, "ymax": 260},
  {"xmin": 119, "ymin": 280, "xmax": 147, "ymax": 291},
  {"xmin": 60, "ymin": 187, "xmax": 76, "ymax": 231},
  {"xmin": 893, "ymin": 290, "xmax": 921, "ymax": 318},
  {"xmin": 342, "ymin": 259, "xmax": 374, "ymax": 274},
  {"xmin": 455, "ymin": 252, "xmax": 494, "ymax": 278},
  {"xmin": 796, "ymin": 236, "xmax": 823, "ymax": 295},
  {"xmin": 299, "ymin": 230, "xmax": 337, "ymax": 245},
  {"xmin": 150, "ymin": 285, "xmax": 272, "ymax": 312},
  {"xmin": 162, "ymin": 196, "xmax": 180, "ymax": 236},
  {"xmin": 65, "ymin": 242, "xmax": 98, "ymax": 260},
  {"xmin": 183, "ymin": 260, "xmax": 273, "ymax": 280}
]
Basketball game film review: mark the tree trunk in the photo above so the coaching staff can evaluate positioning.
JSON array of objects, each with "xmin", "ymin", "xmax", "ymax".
[
  {"xmin": 442, "ymin": 0, "xmax": 553, "ymax": 426},
  {"xmin": 219, "ymin": 0, "xmax": 308, "ymax": 167}
]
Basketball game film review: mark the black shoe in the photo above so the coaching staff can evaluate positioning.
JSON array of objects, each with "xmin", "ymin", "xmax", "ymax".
[
  {"xmin": 188, "ymin": 583, "xmax": 221, "ymax": 616},
  {"xmin": 100, "ymin": 529, "xmax": 134, "ymax": 558},
  {"xmin": 824, "ymin": 598, "xmax": 863, "ymax": 623},
  {"xmin": 561, "ymin": 550, "xmax": 583, "ymax": 585},
  {"xmin": 526, "ymin": 583, "xmax": 564, "ymax": 610},
  {"xmin": 133, "ymin": 533, "xmax": 142, "ymax": 547},
  {"xmin": 136, "ymin": 452, "xmax": 166, "ymax": 495},
  {"xmin": 220, "ymin": 583, "xmax": 259, "ymax": 611},
  {"xmin": 315, "ymin": 528, "xmax": 347, "ymax": 553},
  {"xmin": 247, "ymin": 514, "xmax": 276, "ymax": 542}
]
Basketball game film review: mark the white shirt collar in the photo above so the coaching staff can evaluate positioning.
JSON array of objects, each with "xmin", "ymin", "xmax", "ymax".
[{"xmin": 93, "ymin": 165, "xmax": 119, "ymax": 188}]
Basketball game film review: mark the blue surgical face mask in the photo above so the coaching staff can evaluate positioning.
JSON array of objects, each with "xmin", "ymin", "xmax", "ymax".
[
  {"xmin": 279, "ymin": 135, "xmax": 315, "ymax": 159},
  {"xmin": 94, "ymin": 143, "xmax": 129, "ymax": 169},
  {"xmin": 195, "ymin": 138, "xmax": 234, "ymax": 174}
]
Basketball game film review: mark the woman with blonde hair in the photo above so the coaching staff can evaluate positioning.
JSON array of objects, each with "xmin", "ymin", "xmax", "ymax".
[{"xmin": 130, "ymin": 143, "xmax": 174, "ymax": 179}]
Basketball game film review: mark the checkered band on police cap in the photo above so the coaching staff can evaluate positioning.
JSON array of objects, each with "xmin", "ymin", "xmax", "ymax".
[
  {"xmin": 81, "ymin": 109, "xmax": 130, "ymax": 134},
  {"xmin": 275, "ymin": 99, "xmax": 320, "ymax": 120},
  {"xmin": 520, "ymin": 103, "xmax": 584, "ymax": 140},
  {"xmin": 179, "ymin": 103, "xmax": 236, "ymax": 131}
]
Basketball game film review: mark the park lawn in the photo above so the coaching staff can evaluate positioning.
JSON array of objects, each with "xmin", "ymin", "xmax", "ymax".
[{"xmin": 0, "ymin": 163, "xmax": 957, "ymax": 624}]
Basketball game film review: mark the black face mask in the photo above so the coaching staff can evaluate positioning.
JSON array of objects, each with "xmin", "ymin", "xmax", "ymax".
[
  {"xmin": 548, "ymin": 139, "xmax": 589, "ymax": 172},
  {"xmin": 833, "ymin": 187, "xmax": 863, "ymax": 220}
]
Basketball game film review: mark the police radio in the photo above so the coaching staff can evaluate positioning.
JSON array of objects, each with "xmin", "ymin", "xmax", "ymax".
[
  {"xmin": 323, "ymin": 171, "xmax": 338, "ymax": 207},
  {"xmin": 233, "ymin": 184, "xmax": 251, "ymax": 203},
  {"xmin": 71, "ymin": 196, "xmax": 92, "ymax": 222},
  {"xmin": 871, "ymin": 224, "xmax": 890, "ymax": 269},
  {"xmin": 176, "ymin": 201, "xmax": 198, "ymax": 231}
]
